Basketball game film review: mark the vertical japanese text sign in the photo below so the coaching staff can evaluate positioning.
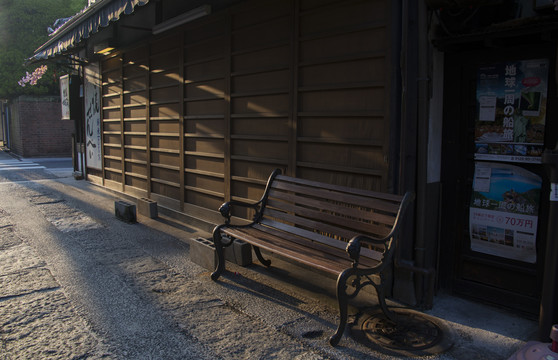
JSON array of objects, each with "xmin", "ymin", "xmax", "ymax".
[
  {"xmin": 60, "ymin": 75, "xmax": 70, "ymax": 120},
  {"xmin": 84, "ymin": 65, "xmax": 102, "ymax": 170}
]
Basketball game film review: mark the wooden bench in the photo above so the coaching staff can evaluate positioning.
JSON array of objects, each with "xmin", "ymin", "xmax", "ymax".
[{"xmin": 210, "ymin": 169, "xmax": 414, "ymax": 346}]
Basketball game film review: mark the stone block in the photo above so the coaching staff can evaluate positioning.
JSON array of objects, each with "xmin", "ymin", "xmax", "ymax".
[
  {"xmin": 115, "ymin": 200, "xmax": 136, "ymax": 223},
  {"xmin": 137, "ymin": 198, "xmax": 158, "ymax": 218},
  {"xmin": 224, "ymin": 239, "xmax": 252, "ymax": 266},
  {"xmin": 188, "ymin": 237, "xmax": 217, "ymax": 271}
]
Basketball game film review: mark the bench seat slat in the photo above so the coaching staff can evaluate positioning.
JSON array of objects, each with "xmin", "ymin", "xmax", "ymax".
[
  {"xmin": 254, "ymin": 223, "xmax": 382, "ymax": 265},
  {"xmin": 222, "ymin": 226, "xmax": 381, "ymax": 274},
  {"xmin": 257, "ymin": 219, "xmax": 384, "ymax": 263}
]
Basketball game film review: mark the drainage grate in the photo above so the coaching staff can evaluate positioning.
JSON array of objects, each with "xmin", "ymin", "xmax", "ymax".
[{"xmin": 350, "ymin": 308, "xmax": 454, "ymax": 357}]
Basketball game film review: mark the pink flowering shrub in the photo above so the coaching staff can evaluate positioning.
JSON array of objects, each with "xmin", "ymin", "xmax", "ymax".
[{"xmin": 18, "ymin": 65, "xmax": 48, "ymax": 87}]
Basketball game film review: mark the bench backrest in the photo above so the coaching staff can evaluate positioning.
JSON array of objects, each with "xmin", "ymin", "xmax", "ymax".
[{"xmin": 260, "ymin": 173, "xmax": 406, "ymax": 262}]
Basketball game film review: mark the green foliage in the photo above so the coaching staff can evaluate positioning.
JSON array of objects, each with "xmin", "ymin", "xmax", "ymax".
[{"xmin": 0, "ymin": 0, "xmax": 87, "ymax": 98}]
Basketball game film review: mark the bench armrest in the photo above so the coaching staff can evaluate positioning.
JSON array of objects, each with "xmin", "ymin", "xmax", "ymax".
[
  {"xmin": 346, "ymin": 235, "xmax": 386, "ymax": 264},
  {"xmin": 218, "ymin": 169, "xmax": 283, "ymax": 225},
  {"xmin": 346, "ymin": 191, "xmax": 415, "ymax": 267},
  {"xmin": 218, "ymin": 200, "xmax": 262, "ymax": 225}
]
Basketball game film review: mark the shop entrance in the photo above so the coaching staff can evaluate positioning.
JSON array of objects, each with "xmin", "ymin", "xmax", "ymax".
[{"xmin": 439, "ymin": 44, "xmax": 556, "ymax": 315}]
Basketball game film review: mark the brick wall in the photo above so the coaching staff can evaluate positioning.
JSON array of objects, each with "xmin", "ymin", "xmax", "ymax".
[{"xmin": 9, "ymin": 96, "xmax": 74, "ymax": 157}]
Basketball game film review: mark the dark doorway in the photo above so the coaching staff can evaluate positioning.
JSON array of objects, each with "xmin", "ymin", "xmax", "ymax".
[{"xmin": 439, "ymin": 43, "xmax": 556, "ymax": 315}]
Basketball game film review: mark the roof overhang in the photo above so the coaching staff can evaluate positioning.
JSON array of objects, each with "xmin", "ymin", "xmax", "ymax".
[{"xmin": 31, "ymin": 0, "xmax": 149, "ymax": 62}]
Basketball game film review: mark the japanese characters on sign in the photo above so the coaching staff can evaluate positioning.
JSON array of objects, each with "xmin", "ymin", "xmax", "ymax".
[
  {"xmin": 470, "ymin": 162, "xmax": 541, "ymax": 263},
  {"xmin": 60, "ymin": 75, "xmax": 70, "ymax": 120},
  {"xmin": 475, "ymin": 59, "xmax": 548, "ymax": 164},
  {"xmin": 84, "ymin": 65, "xmax": 102, "ymax": 170}
]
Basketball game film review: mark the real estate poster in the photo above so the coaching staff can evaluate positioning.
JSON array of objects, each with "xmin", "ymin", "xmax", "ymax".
[
  {"xmin": 475, "ymin": 59, "xmax": 548, "ymax": 164},
  {"xmin": 469, "ymin": 162, "xmax": 541, "ymax": 263},
  {"xmin": 84, "ymin": 65, "xmax": 102, "ymax": 170}
]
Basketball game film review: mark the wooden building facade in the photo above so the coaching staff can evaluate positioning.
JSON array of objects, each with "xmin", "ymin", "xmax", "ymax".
[
  {"xmin": 93, "ymin": 0, "xmax": 399, "ymax": 225},
  {"xmin": 31, "ymin": 0, "xmax": 558, "ymax": 337}
]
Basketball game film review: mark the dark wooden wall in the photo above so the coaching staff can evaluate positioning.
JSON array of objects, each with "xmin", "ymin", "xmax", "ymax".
[{"xmin": 97, "ymin": 0, "xmax": 393, "ymax": 222}]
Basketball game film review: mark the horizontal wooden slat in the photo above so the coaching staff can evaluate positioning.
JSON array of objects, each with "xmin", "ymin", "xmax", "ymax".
[
  {"xmin": 184, "ymin": 185, "xmax": 223, "ymax": 198},
  {"xmin": 275, "ymin": 174, "xmax": 402, "ymax": 202},
  {"xmin": 184, "ymin": 54, "xmax": 225, "ymax": 67},
  {"xmin": 299, "ymin": 20, "xmax": 386, "ymax": 43},
  {"xmin": 263, "ymin": 203, "xmax": 390, "ymax": 242},
  {"xmin": 124, "ymin": 171, "xmax": 147, "ymax": 180},
  {"xmin": 297, "ymin": 136, "xmax": 384, "ymax": 147},
  {"xmin": 223, "ymin": 224, "xmax": 381, "ymax": 274},
  {"xmin": 255, "ymin": 221, "xmax": 383, "ymax": 263},
  {"xmin": 265, "ymin": 195, "xmax": 394, "ymax": 236},
  {"xmin": 297, "ymin": 111, "xmax": 384, "ymax": 117},
  {"xmin": 271, "ymin": 177, "xmax": 400, "ymax": 214},
  {"xmin": 150, "ymin": 178, "xmax": 180, "ymax": 187},
  {"xmin": 231, "ymin": 64, "xmax": 290, "ymax": 77},
  {"xmin": 151, "ymin": 163, "xmax": 180, "ymax": 171},
  {"xmin": 224, "ymin": 227, "xmax": 345, "ymax": 275},
  {"xmin": 270, "ymin": 189, "xmax": 395, "ymax": 227},
  {"xmin": 298, "ymin": 81, "xmax": 383, "ymax": 92}
]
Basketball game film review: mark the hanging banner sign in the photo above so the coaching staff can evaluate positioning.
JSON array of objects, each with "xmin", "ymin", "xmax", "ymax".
[
  {"xmin": 470, "ymin": 162, "xmax": 541, "ymax": 263},
  {"xmin": 84, "ymin": 65, "xmax": 102, "ymax": 170},
  {"xmin": 60, "ymin": 75, "xmax": 70, "ymax": 120},
  {"xmin": 475, "ymin": 59, "xmax": 548, "ymax": 164}
]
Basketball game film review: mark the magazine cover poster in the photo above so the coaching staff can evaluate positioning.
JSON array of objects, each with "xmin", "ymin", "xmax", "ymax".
[
  {"xmin": 470, "ymin": 162, "xmax": 541, "ymax": 263},
  {"xmin": 475, "ymin": 59, "xmax": 548, "ymax": 164}
]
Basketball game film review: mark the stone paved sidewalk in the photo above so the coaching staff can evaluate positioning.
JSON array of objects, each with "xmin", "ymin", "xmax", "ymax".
[
  {"xmin": 0, "ymin": 211, "xmax": 109, "ymax": 359},
  {"xmin": 0, "ymin": 154, "xmax": 540, "ymax": 360}
]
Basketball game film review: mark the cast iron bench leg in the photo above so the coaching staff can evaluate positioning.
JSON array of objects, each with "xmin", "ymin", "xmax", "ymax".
[
  {"xmin": 329, "ymin": 268, "xmax": 354, "ymax": 346},
  {"xmin": 376, "ymin": 277, "xmax": 397, "ymax": 322},
  {"xmin": 254, "ymin": 246, "xmax": 271, "ymax": 267},
  {"xmin": 211, "ymin": 226, "xmax": 226, "ymax": 281}
]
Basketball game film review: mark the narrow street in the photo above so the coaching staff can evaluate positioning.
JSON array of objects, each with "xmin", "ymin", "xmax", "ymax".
[
  {"xmin": 0, "ymin": 154, "xmax": 335, "ymax": 359},
  {"xmin": 0, "ymin": 151, "xmax": 540, "ymax": 359}
]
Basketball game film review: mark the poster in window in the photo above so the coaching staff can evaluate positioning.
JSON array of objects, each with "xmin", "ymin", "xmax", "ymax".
[
  {"xmin": 475, "ymin": 59, "xmax": 548, "ymax": 164},
  {"xmin": 84, "ymin": 65, "xmax": 102, "ymax": 170},
  {"xmin": 470, "ymin": 162, "xmax": 541, "ymax": 263}
]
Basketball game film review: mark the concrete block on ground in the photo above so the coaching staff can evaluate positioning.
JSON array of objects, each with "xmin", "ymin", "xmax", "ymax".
[
  {"xmin": 137, "ymin": 198, "xmax": 158, "ymax": 219},
  {"xmin": 224, "ymin": 239, "xmax": 252, "ymax": 267},
  {"xmin": 189, "ymin": 237, "xmax": 217, "ymax": 271},
  {"xmin": 115, "ymin": 200, "xmax": 136, "ymax": 223}
]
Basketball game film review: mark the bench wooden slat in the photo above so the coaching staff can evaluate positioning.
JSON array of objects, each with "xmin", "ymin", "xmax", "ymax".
[
  {"xmin": 265, "ymin": 197, "xmax": 393, "ymax": 239},
  {"xmin": 268, "ymin": 188, "xmax": 397, "ymax": 227},
  {"xmin": 223, "ymin": 227, "xmax": 348, "ymax": 274},
  {"xmin": 252, "ymin": 223, "xmax": 382, "ymax": 266},
  {"xmin": 257, "ymin": 218, "xmax": 384, "ymax": 263},
  {"xmin": 222, "ymin": 226, "xmax": 381, "ymax": 273},
  {"xmin": 274, "ymin": 174, "xmax": 403, "ymax": 203},
  {"xmin": 253, "ymin": 226, "xmax": 382, "ymax": 268},
  {"xmin": 263, "ymin": 205, "xmax": 390, "ymax": 243},
  {"xmin": 259, "ymin": 217, "xmax": 349, "ymax": 251},
  {"xmin": 272, "ymin": 178, "xmax": 401, "ymax": 215}
]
